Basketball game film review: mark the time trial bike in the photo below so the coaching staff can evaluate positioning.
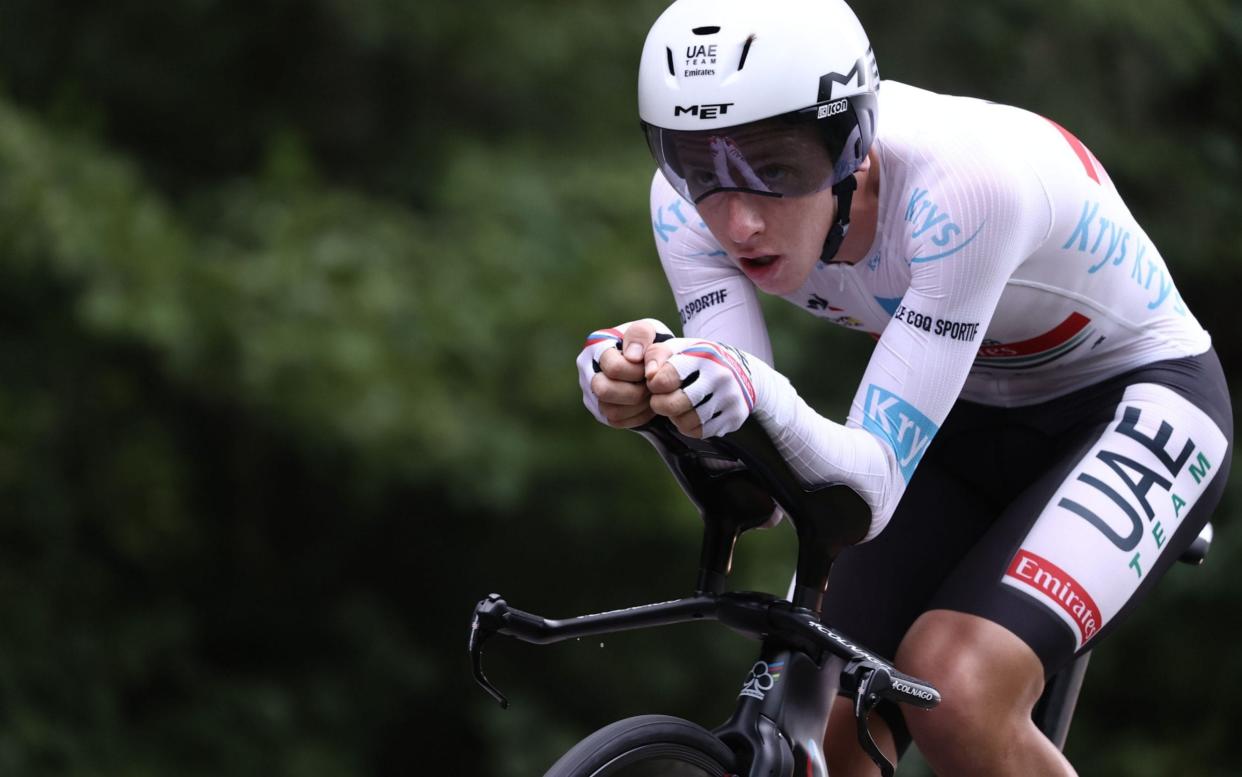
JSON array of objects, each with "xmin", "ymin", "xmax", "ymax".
[{"xmin": 467, "ymin": 417, "xmax": 1213, "ymax": 776}]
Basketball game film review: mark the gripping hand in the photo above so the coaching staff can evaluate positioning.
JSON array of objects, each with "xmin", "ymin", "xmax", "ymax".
[
  {"xmin": 646, "ymin": 338, "xmax": 775, "ymax": 440},
  {"xmin": 576, "ymin": 318, "xmax": 675, "ymax": 428}
]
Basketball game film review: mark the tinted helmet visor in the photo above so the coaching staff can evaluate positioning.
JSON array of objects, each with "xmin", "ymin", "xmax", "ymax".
[{"xmin": 644, "ymin": 92, "xmax": 876, "ymax": 204}]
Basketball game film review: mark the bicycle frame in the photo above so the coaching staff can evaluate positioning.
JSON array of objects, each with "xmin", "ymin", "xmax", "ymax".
[{"xmin": 469, "ymin": 418, "xmax": 941, "ymax": 777}]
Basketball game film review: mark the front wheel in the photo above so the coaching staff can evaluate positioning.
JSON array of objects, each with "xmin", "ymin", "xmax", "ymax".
[{"xmin": 544, "ymin": 714, "xmax": 738, "ymax": 776}]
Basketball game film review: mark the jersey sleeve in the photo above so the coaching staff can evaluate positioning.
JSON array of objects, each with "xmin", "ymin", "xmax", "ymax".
[
  {"xmin": 761, "ymin": 139, "xmax": 1053, "ymax": 538},
  {"xmin": 649, "ymin": 171, "xmax": 774, "ymax": 364}
]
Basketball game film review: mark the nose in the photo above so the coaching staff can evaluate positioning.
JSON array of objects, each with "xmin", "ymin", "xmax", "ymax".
[{"xmin": 718, "ymin": 193, "xmax": 765, "ymax": 246}]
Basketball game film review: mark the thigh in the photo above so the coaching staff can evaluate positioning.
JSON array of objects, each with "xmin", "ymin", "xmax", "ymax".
[{"xmin": 931, "ymin": 374, "xmax": 1232, "ymax": 674}]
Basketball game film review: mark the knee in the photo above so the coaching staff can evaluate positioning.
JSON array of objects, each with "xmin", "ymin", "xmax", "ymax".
[
  {"xmin": 895, "ymin": 612, "xmax": 1044, "ymax": 747},
  {"xmin": 896, "ymin": 640, "xmax": 989, "ymax": 746}
]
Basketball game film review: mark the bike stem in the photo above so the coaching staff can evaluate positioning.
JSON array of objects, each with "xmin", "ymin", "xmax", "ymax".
[
  {"xmin": 708, "ymin": 420, "xmax": 871, "ymax": 614},
  {"xmin": 632, "ymin": 420, "xmax": 776, "ymax": 596}
]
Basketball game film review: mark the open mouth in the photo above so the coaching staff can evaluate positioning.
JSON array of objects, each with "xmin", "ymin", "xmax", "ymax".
[{"xmin": 740, "ymin": 254, "xmax": 780, "ymax": 270}]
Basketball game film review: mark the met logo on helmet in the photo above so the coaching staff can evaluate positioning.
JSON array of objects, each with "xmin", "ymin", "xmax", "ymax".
[{"xmin": 674, "ymin": 103, "xmax": 734, "ymax": 120}]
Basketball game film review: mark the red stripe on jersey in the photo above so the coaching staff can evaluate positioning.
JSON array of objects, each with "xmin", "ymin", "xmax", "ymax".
[
  {"xmin": 1046, "ymin": 118, "xmax": 1101, "ymax": 184},
  {"xmin": 977, "ymin": 312, "xmax": 1091, "ymax": 359}
]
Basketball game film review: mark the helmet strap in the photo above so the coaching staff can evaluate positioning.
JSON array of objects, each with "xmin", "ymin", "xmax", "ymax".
[{"xmin": 819, "ymin": 174, "xmax": 858, "ymax": 264}]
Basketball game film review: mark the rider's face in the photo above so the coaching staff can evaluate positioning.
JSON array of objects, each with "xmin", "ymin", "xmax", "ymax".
[{"xmin": 696, "ymin": 187, "xmax": 836, "ymax": 296}]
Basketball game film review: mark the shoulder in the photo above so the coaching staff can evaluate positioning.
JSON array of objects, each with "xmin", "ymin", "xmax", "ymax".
[
  {"xmin": 878, "ymin": 81, "xmax": 1050, "ymax": 187},
  {"xmin": 876, "ymin": 82, "xmax": 1054, "ymax": 266}
]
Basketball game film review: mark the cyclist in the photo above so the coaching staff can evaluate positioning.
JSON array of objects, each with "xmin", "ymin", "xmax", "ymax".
[{"xmin": 575, "ymin": 0, "xmax": 1233, "ymax": 774}]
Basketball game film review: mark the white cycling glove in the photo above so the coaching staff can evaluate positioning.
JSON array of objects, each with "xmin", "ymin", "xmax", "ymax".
[
  {"xmin": 655, "ymin": 337, "xmax": 795, "ymax": 440},
  {"xmin": 576, "ymin": 318, "xmax": 675, "ymax": 426}
]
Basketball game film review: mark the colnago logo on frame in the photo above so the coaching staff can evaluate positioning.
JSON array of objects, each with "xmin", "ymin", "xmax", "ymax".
[
  {"xmin": 1002, "ymin": 383, "xmax": 1227, "ymax": 651},
  {"xmin": 738, "ymin": 660, "xmax": 784, "ymax": 700}
]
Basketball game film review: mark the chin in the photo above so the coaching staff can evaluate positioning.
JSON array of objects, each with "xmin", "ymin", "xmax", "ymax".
[
  {"xmin": 767, "ymin": 261, "xmax": 816, "ymax": 296},
  {"xmin": 756, "ymin": 277, "xmax": 800, "ymax": 297}
]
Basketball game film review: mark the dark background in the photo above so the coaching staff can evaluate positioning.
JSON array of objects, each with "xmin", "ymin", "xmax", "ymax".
[{"xmin": 0, "ymin": 1, "xmax": 1239, "ymax": 774}]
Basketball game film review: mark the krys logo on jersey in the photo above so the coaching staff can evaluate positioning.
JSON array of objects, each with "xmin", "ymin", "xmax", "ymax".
[
  {"xmin": 1002, "ymin": 383, "xmax": 1228, "ymax": 651},
  {"xmin": 904, "ymin": 188, "xmax": 986, "ymax": 264},
  {"xmin": 1061, "ymin": 200, "xmax": 1188, "ymax": 316},
  {"xmin": 860, "ymin": 385, "xmax": 939, "ymax": 482},
  {"xmin": 653, "ymin": 195, "xmax": 725, "ymax": 250}
]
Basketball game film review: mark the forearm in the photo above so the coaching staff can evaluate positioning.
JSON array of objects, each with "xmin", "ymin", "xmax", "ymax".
[{"xmin": 751, "ymin": 371, "xmax": 897, "ymax": 540}]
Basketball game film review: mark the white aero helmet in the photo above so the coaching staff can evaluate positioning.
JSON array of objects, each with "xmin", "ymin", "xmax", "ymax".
[{"xmin": 638, "ymin": 0, "xmax": 879, "ymax": 206}]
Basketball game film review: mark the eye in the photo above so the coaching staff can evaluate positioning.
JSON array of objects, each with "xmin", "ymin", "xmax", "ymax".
[
  {"xmin": 688, "ymin": 167, "xmax": 719, "ymax": 189},
  {"xmin": 757, "ymin": 164, "xmax": 791, "ymax": 184}
]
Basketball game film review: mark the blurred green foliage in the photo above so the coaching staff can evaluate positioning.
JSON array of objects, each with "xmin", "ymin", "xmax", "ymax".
[{"xmin": 0, "ymin": 0, "xmax": 1239, "ymax": 775}]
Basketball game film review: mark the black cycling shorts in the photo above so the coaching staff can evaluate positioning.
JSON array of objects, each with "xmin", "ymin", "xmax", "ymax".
[{"xmin": 822, "ymin": 349, "xmax": 1232, "ymax": 738}]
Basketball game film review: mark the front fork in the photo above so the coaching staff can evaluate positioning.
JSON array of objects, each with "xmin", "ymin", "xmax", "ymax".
[{"xmin": 714, "ymin": 645, "xmax": 844, "ymax": 777}]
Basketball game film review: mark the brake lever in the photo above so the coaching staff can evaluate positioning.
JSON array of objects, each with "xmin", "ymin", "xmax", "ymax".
[
  {"xmin": 468, "ymin": 594, "xmax": 510, "ymax": 709},
  {"xmin": 843, "ymin": 660, "xmax": 897, "ymax": 777}
]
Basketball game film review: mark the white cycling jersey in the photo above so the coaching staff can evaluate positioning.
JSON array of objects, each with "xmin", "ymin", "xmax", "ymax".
[{"xmin": 649, "ymin": 81, "xmax": 1212, "ymax": 537}]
